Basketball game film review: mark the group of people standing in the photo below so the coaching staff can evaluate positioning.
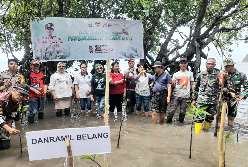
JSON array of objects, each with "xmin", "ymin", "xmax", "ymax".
[{"xmin": 0, "ymin": 56, "xmax": 248, "ymax": 149}]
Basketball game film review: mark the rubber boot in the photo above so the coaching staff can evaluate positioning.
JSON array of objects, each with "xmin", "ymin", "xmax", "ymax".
[
  {"xmin": 166, "ymin": 114, "xmax": 173, "ymax": 123},
  {"xmin": 195, "ymin": 122, "xmax": 202, "ymax": 133},
  {"xmin": 28, "ymin": 115, "xmax": 34, "ymax": 123},
  {"xmin": 56, "ymin": 111, "xmax": 62, "ymax": 117},
  {"xmin": 38, "ymin": 112, "xmax": 44, "ymax": 119},
  {"xmin": 64, "ymin": 109, "xmax": 70, "ymax": 116},
  {"xmin": 179, "ymin": 114, "xmax": 185, "ymax": 123},
  {"xmin": 0, "ymin": 139, "xmax": 10, "ymax": 150},
  {"xmin": 203, "ymin": 121, "xmax": 211, "ymax": 130}
]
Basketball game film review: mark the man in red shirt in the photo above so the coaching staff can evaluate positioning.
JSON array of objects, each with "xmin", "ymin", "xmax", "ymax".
[
  {"xmin": 0, "ymin": 84, "xmax": 29, "ymax": 149},
  {"xmin": 24, "ymin": 60, "xmax": 48, "ymax": 123}
]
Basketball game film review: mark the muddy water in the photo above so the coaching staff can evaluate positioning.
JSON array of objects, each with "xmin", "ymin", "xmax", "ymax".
[
  {"xmin": 0, "ymin": 99, "xmax": 248, "ymax": 167},
  {"xmin": 1, "ymin": 62, "xmax": 248, "ymax": 167}
]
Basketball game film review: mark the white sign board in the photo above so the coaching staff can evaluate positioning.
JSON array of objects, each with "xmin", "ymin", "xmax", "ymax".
[{"xmin": 26, "ymin": 126, "xmax": 111, "ymax": 161}]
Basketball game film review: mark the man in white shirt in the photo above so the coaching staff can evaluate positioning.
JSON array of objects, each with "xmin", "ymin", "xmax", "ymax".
[
  {"xmin": 74, "ymin": 63, "xmax": 92, "ymax": 116},
  {"xmin": 167, "ymin": 58, "xmax": 194, "ymax": 123}
]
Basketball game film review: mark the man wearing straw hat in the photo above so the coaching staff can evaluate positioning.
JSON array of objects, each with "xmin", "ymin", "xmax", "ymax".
[{"xmin": 222, "ymin": 58, "xmax": 248, "ymax": 126}]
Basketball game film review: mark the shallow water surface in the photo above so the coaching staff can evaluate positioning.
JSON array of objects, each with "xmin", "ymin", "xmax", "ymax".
[{"xmin": 0, "ymin": 99, "xmax": 248, "ymax": 167}]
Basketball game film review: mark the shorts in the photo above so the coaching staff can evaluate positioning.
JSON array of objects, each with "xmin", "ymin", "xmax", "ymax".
[{"xmin": 151, "ymin": 92, "xmax": 168, "ymax": 113}]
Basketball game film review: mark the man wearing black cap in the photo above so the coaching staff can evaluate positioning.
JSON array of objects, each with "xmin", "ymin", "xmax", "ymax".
[
  {"xmin": 167, "ymin": 58, "xmax": 194, "ymax": 123},
  {"xmin": 0, "ymin": 84, "xmax": 29, "ymax": 149},
  {"xmin": 124, "ymin": 58, "xmax": 136, "ymax": 114},
  {"xmin": 35, "ymin": 23, "xmax": 68, "ymax": 60},
  {"xmin": 151, "ymin": 61, "xmax": 172, "ymax": 124},
  {"xmin": 0, "ymin": 59, "xmax": 25, "ymax": 92}
]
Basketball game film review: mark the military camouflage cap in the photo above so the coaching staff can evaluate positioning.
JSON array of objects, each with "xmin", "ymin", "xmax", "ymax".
[
  {"xmin": 45, "ymin": 23, "xmax": 54, "ymax": 30},
  {"xmin": 223, "ymin": 58, "xmax": 235, "ymax": 66}
]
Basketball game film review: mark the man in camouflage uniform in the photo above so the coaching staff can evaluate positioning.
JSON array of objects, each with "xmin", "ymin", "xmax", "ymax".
[
  {"xmin": 35, "ymin": 23, "xmax": 68, "ymax": 61},
  {"xmin": 0, "ymin": 59, "xmax": 25, "ymax": 93},
  {"xmin": 222, "ymin": 58, "xmax": 248, "ymax": 126},
  {"xmin": 192, "ymin": 58, "xmax": 221, "ymax": 127}
]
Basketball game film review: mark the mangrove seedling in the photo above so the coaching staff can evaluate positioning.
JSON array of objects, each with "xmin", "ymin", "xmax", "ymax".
[
  {"xmin": 186, "ymin": 103, "xmax": 210, "ymax": 159},
  {"xmin": 117, "ymin": 101, "xmax": 127, "ymax": 148},
  {"xmin": 223, "ymin": 131, "xmax": 235, "ymax": 167},
  {"xmin": 78, "ymin": 154, "xmax": 101, "ymax": 167}
]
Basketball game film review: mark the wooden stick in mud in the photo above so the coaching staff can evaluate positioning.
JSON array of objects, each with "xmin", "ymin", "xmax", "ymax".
[
  {"xmin": 214, "ymin": 77, "xmax": 225, "ymax": 137},
  {"xmin": 65, "ymin": 138, "xmax": 73, "ymax": 167},
  {"xmin": 218, "ymin": 102, "xmax": 227, "ymax": 167},
  {"xmin": 104, "ymin": 56, "xmax": 110, "ymax": 167}
]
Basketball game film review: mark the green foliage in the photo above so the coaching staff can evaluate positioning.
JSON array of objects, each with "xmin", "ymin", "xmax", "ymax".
[
  {"xmin": 78, "ymin": 154, "xmax": 101, "ymax": 167},
  {"xmin": 186, "ymin": 103, "xmax": 210, "ymax": 119},
  {"xmin": 1, "ymin": 0, "xmax": 248, "ymax": 77},
  {"xmin": 78, "ymin": 154, "xmax": 99, "ymax": 160},
  {"xmin": 223, "ymin": 131, "xmax": 235, "ymax": 150}
]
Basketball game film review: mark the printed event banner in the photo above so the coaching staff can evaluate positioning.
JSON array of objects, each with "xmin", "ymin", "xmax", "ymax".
[
  {"xmin": 30, "ymin": 17, "xmax": 144, "ymax": 61},
  {"xmin": 26, "ymin": 126, "xmax": 111, "ymax": 161}
]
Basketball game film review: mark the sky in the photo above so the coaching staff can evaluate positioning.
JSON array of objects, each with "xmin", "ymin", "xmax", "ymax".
[{"xmin": 0, "ymin": 26, "xmax": 247, "ymax": 73}]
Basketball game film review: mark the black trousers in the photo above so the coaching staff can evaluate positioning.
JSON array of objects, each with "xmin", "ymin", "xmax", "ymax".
[
  {"xmin": 126, "ymin": 90, "xmax": 136, "ymax": 112},
  {"xmin": 109, "ymin": 94, "xmax": 123, "ymax": 112}
]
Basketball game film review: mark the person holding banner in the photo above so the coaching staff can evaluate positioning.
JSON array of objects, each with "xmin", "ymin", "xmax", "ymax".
[
  {"xmin": 0, "ymin": 84, "xmax": 29, "ymax": 149},
  {"xmin": 109, "ymin": 62, "xmax": 126, "ymax": 114},
  {"xmin": 24, "ymin": 60, "xmax": 48, "ymax": 123},
  {"xmin": 35, "ymin": 23, "xmax": 68, "ymax": 61},
  {"xmin": 49, "ymin": 62, "xmax": 74, "ymax": 117},
  {"xmin": 74, "ymin": 63, "xmax": 92, "ymax": 116},
  {"xmin": 124, "ymin": 58, "xmax": 136, "ymax": 114}
]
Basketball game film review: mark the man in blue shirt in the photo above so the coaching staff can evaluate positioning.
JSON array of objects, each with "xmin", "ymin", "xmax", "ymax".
[{"xmin": 151, "ymin": 61, "xmax": 172, "ymax": 124}]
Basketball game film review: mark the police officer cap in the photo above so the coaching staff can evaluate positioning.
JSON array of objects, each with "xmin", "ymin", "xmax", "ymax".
[{"xmin": 45, "ymin": 23, "xmax": 54, "ymax": 30}]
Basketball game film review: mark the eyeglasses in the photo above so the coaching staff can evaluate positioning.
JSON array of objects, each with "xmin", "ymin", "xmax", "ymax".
[
  {"xmin": 97, "ymin": 67, "xmax": 103, "ymax": 70},
  {"xmin": 58, "ymin": 66, "xmax": 65, "ymax": 68},
  {"xmin": 81, "ymin": 67, "xmax": 87, "ymax": 69}
]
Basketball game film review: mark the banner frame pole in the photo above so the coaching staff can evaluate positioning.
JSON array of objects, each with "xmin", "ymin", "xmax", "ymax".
[{"xmin": 104, "ymin": 56, "xmax": 110, "ymax": 167}]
